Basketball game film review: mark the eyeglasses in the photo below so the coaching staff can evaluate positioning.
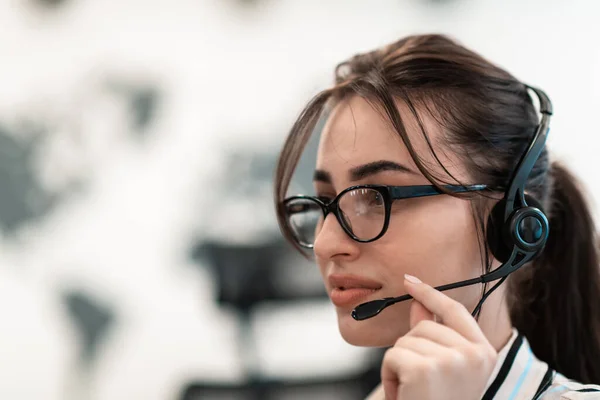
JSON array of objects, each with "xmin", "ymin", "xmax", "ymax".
[{"xmin": 283, "ymin": 184, "xmax": 489, "ymax": 248}]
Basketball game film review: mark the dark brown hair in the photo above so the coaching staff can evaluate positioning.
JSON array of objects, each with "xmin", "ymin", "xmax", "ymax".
[{"xmin": 273, "ymin": 34, "xmax": 600, "ymax": 383}]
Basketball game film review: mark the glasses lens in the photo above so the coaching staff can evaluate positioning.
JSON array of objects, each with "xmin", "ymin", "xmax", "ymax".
[
  {"xmin": 338, "ymin": 188, "xmax": 386, "ymax": 241},
  {"xmin": 285, "ymin": 198, "xmax": 324, "ymax": 247}
]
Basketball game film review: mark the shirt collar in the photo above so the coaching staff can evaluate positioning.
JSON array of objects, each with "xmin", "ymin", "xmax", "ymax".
[{"xmin": 481, "ymin": 329, "xmax": 552, "ymax": 399}]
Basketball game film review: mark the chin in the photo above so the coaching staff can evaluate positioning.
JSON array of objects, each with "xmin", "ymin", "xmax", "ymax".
[{"xmin": 335, "ymin": 307, "xmax": 409, "ymax": 348}]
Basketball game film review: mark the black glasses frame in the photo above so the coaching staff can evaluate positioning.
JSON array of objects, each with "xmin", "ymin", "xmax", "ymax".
[{"xmin": 283, "ymin": 184, "xmax": 490, "ymax": 248}]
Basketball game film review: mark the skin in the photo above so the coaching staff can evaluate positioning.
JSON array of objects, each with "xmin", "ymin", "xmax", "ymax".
[{"xmin": 312, "ymin": 95, "xmax": 513, "ymax": 399}]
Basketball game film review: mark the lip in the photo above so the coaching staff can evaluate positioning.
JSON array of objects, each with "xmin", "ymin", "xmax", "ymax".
[
  {"xmin": 330, "ymin": 287, "xmax": 381, "ymax": 308},
  {"xmin": 327, "ymin": 274, "xmax": 382, "ymax": 308},
  {"xmin": 328, "ymin": 274, "xmax": 383, "ymax": 290}
]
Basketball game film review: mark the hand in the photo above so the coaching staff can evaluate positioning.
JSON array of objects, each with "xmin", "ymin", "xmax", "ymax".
[{"xmin": 381, "ymin": 274, "xmax": 498, "ymax": 400}]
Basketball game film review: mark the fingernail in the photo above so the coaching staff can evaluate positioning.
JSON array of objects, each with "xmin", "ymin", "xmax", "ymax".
[{"xmin": 404, "ymin": 274, "xmax": 422, "ymax": 284}]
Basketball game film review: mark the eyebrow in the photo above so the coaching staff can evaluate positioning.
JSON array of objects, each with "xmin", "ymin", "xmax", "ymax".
[
  {"xmin": 313, "ymin": 169, "xmax": 333, "ymax": 184},
  {"xmin": 313, "ymin": 160, "xmax": 416, "ymax": 184},
  {"xmin": 350, "ymin": 160, "xmax": 416, "ymax": 181}
]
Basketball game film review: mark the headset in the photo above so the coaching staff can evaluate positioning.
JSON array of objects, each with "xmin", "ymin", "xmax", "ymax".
[{"xmin": 352, "ymin": 85, "xmax": 553, "ymax": 321}]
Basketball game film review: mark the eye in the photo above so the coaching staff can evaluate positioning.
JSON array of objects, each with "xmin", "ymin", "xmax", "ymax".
[
  {"xmin": 352, "ymin": 188, "xmax": 383, "ymax": 208},
  {"xmin": 364, "ymin": 190, "xmax": 384, "ymax": 206},
  {"xmin": 286, "ymin": 202, "xmax": 314, "ymax": 214}
]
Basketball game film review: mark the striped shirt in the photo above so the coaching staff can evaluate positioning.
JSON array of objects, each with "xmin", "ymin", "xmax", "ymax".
[
  {"xmin": 481, "ymin": 329, "xmax": 600, "ymax": 399},
  {"xmin": 365, "ymin": 329, "xmax": 600, "ymax": 399}
]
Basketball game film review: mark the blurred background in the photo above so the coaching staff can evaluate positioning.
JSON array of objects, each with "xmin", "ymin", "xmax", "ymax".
[{"xmin": 0, "ymin": 0, "xmax": 598, "ymax": 399}]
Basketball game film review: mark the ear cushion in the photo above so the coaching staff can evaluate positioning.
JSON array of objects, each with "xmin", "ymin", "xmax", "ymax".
[
  {"xmin": 486, "ymin": 199, "xmax": 511, "ymax": 263},
  {"xmin": 486, "ymin": 195, "xmax": 546, "ymax": 263}
]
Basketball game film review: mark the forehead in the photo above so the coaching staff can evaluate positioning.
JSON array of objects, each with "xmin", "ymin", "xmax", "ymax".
[{"xmin": 316, "ymin": 95, "xmax": 464, "ymax": 186}]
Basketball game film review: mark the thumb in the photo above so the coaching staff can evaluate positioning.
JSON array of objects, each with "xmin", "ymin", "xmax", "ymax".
[{"xmin": 409, "ymin": 299, "xmax": 435, "ymax": 329}]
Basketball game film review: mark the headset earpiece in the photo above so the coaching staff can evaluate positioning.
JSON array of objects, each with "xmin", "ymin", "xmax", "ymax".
[
  {"xmin": 486, "ymin": 199, "xmax": 511, "ymax": 263},
  {"xmin": 510, "ymin": 195, "xmax": 549, "ymax": 254},
  {"xmin": 486, "ymin": 195, "xmax": 549, "ymax": 263}
]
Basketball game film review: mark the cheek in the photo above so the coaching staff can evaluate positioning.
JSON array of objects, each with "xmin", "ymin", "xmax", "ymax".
[{"xmin": 375, "ymin": 199, "xmax": 482, "ymax": 286}]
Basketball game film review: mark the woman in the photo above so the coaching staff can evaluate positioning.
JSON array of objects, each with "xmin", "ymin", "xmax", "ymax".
[{"xmin": 274, "ymin": 34, "xmax": 600, "ymax": 399}]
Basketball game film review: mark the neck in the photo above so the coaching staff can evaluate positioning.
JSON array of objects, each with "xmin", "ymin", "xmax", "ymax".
[{"xmin": 475, "ymin": 285, "xmax": 513, "ymax": 351}]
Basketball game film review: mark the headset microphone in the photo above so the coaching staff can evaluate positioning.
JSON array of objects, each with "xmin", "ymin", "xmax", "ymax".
[{"xmin": 352, "ymin": 85, "xmax": 552, "ymax": 322}]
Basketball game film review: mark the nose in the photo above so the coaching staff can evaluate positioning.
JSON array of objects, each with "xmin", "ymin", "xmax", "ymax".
[{"xmin": 313, "ymin": 213, "xmax": 360, "ymax": 262}]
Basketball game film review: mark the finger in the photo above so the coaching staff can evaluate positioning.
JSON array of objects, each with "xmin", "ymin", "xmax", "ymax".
[
  {"xmin": 381, "ymin": 347, "xmax": 426, "ymax": 400},
  {"xmin": 403, "ymin": 274, "xmax": 485, "ymax": 343},
  {"xmin": 409, "ymin": 299, "xmax": 434, "ymax": 329},
  {"xmin": 394, "ymin": 335, "xmax": 453, "ymax": 358},
  {"xmin": 407, "ymin": 319, "xmax": 471, "ymax": 348}
]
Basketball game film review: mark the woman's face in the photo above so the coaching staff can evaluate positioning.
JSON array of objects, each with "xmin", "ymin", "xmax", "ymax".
[{"xmin": 313, "ymin": 95, "xmax": 485, "ymax": 347}]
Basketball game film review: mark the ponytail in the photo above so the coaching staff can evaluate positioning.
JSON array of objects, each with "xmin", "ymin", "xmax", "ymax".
[{"xmin": 509, "ymin": 162, "xmax": 600, "ymax": 384}]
